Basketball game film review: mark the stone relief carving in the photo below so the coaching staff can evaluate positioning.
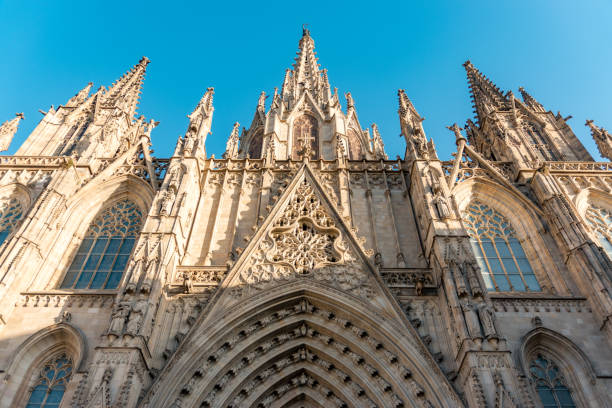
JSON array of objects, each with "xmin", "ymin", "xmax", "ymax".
[{"xmin": 232, "ymin": 177, "xmax": 372, "ymax": 298}]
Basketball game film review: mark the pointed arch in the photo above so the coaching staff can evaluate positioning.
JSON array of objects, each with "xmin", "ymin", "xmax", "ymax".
[
  {"xmin": 346, "ymin": 128, "xmax": 364, "ymax": 160},
  {"xmin": 454, "ymin": 178, "xmax": 564, "ymax": 294},
  {"xmin": 247, "ymin": 128, "xmax": 264, "ymax": 159},
  {"xmin": 520, "ymin": 327, "xmax": 604, "ymax": 408},
  {"xmin": 142, "ymin": 286, "xmax": 462, "ymax": 408},
  {"xmin": 0, "ymin": 323, "xmax": 85, "ymax": 408},
  {"xmin": 575, "ymin": 188, "xmax": 612, "ymax": 260},
  {"xmin": 0, "ymin": 183, "xmax": 32, "ymax": 248},
  {"xmin": 59, "ymin": 198, "xmax": 143, "ymax": 289},
  {"xmin": 36, "ymin": 175, "xmax": 153, "ymax": 291},
  {"xmin": 291, "ymin": 114, "xmax": 319, "ymax": 160}
]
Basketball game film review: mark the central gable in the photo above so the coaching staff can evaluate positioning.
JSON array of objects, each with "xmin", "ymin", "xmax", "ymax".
[{"xmin": 205, "ymin": 164, "xmax": 398, "ymax": 317}]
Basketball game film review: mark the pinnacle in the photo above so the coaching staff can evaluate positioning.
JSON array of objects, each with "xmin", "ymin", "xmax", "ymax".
[
  {"xmin": 463, "ymin": 61, "xmax": 507, "ymax": 123},
  {"xmin": 103, "ymin": 56, "xmax": 150, "ymax": 118}
]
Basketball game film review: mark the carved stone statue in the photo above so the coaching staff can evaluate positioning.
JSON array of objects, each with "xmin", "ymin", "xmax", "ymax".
[
  {"xmin": 432, "ymin": 186, "xmax": 452, "ymax": 219},
  {"xmin": 159, "ymin": 188, "xmax": 176, "ymax": 216},
  {"xmin": 125, "ymin": 299, "xmax": 147, "ymax": 335},
  {"xmin": 461, "ymin": 301, "xmax": 483, "ymax": 339},
  {"xmin": 478, "ymin": 303, "xmax": 498, "ymax": 339},
  {"xmin": 108, "ymin": 302, "xmax": 131, "ymax": 335}
]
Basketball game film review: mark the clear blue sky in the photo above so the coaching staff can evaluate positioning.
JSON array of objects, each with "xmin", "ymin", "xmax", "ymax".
[{"xmin": 1, "ymin": 1, "xmax": 611, "ymax": 160}]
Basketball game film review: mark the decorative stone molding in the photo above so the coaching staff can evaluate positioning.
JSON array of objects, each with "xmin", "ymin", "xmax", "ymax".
[
  {"xmin": 490, "ymin": 296, "xmax": 589, "ymax": 313},
  {"xmin": 18, "ymin": 292, "xmax": 116, "ymax": 308}
]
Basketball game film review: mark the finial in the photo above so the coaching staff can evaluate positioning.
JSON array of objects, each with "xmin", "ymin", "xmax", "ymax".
[
  {"xmin": 302, "ymin": 24, "xmax": 310, "ymax": 36},
  {"xmin": 446, "ymin": 123, "xmax": 465, "ymax": 142}
]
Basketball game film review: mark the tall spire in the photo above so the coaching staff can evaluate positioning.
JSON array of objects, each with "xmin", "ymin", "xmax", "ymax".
[
  {"xmin": 280, "ymin": 28, "xmax": 330, "ymax": 107},
  {"xmin": 0, "ymin": 113, "xmax": 24, "ymax": 152},
  {"xmin": 103, "ymin": 56, "xmax": 150, "ymax": 118},
  {"xmin": 586, "ymin": 119, "xmax": 612, "ymax": 160},
  {"xmin": 292, "ymin": 26, "xmax": 320, "ymax": 89},
  {"xmin": 463, "ymin": 60, "xmax": 508, "ymax": 124},
  {"xmin": 518, "ymin": 86, "xmax": 545, "ymax": 112}
]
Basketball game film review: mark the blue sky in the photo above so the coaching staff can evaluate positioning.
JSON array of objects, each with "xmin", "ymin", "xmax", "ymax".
[{"xmin": 1, "ymin": 1, "xmax": 611, "ymax": 160}]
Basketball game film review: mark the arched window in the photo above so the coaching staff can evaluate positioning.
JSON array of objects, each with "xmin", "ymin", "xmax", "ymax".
[
  {"xmin": 0, "ymin": 197, "xmax": 24, "ymax": 246},
  {"xmin": 529, "ymin": 354, "xmax": 576, "ymax": 408},
  {"xmin": 248, "ymin": 129, "xmax": 263, "ymax": 159},
  {"xmin": 346, "ymin": 129, "xmax": 363, "ymax": 160},
  {"xmin": 25, "ymin": 353, "xmax": 73, "ymax": 408},
  {"xmin": 60, "ymin": 199, "xmax": 143, "ymax": 289},
  {"xmin": 292, "ymin": 115, "xmax": 319, "ymax": 160},
  {"xmin": 462, "ymin": 201, "xmax": 540, "ymax": 292},
  {"xmin": 584, "ymin": 205, "xmax": 612, "ymax": 258}
]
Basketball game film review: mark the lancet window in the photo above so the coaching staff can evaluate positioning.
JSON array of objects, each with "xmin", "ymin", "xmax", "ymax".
[
  {"xmin": 346, "ymin": 129, "xmax": 363, "ymax": 160},
  {"xmin": 584, "ymin": 205, "xmax": 612, "ymax": 258},
  {"xmin": 529, "ymin": 354, "xmax": 576, "ymax": 408},
  {"xmin": 0, "ymin": 197, "xmax": 24, "ymax": 246},
  {"xmin": 462, "ymin": 201, "xmax": 540, "ymax": 292},
  {"xmin": 25, "ymin": 353, "xmax": 73, "ymax": 408},
  {"xmin": 292, "ymin": 115, "xmax": 319, "ymax": 159},
  {"xmin": 60, "ymin": 199, "xmax": 143, "ymax": 290},
  {"xmin": 248, "ymin": 129, "xmax": 263, "ymax": 159}
]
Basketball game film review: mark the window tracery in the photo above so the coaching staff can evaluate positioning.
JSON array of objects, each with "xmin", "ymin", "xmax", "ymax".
[
  {"xmin": 292, "ymin": 115, "xmax": 319, "ymax": 159},
  {"xmin": 529, "ymin": 354, "xmax": 576, "ymax": 408},
  {"xmin": 247, "ymin": 129, "xmax": 263, "ymax": 159},
  {"xmin": 346, "ymin": 129, "xmax": 363, "ymax": 160},
  {"xmin": 462, "ymin": 201, "xmax": 540, "ymax": 292},
  {"xmin": 25, "ymin": 353, "xmax": 73, "ymax": 408},
  {"xmin": 0, "ymin": 197, "xmax": 24, "ymax": 246},
  {"xmin": 584, "ymin": 205, "xmax": 612, "ymax": 258},
  {"xmin": 60, "ymin": 199, "xmax": 143, "ymax": 290}
]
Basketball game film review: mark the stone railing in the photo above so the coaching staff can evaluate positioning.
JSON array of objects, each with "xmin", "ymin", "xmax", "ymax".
[
  {"xmin": 490, "ymin": 295, "xmax": 589, "ymax": 313},
  {"xmin": 0, "ymin": 156, "xmax": 68, "ymax": 168},
  {"xmin": 18, "ymin": 291, "xmax": 116, "ymax": 308},
  {"xmin": 544, "ymin": 161, "xmax": 612, "ymax": 173}
]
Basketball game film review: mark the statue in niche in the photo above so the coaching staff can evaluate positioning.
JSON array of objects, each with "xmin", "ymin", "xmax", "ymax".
[
  {"xmin": 108, "ymin": 302, "xmax": 131, "ymax": 335},
  {"xmin": 432, "ymin": 185, "xmax": 452, "ymax": 219},
  {"xmin": 125, "ymin": 299, "xmax": 147, "ymax": 335},
  {"xmin": 461, "ymin": 301, "xmax": 483, "ymax": 339},
  {"xmin": 478, "ymin": 303, "xmax": 498, "ymax": 339}
]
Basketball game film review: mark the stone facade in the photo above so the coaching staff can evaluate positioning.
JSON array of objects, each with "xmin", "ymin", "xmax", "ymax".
[{"xmin": 0, "ymin": 28, "xmax": 610, "ymax": 407}]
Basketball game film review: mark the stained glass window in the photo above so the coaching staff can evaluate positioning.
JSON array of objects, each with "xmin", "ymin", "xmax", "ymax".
[
  {"xmin": 0, "ymin": 197, "xmax": 24, "ymax": 246},
  {"xmin": 60, "ymin": 199, "xmax": 143, "ymax": 289},
  {"xmin": 462, "ymin": 201, "xmax": 540, "ymax": 292},
  {"xmin": 292, "ymin": 115, "xmax": 319, "ymax": 159},
  {"xmin": 25, "ymin": 354, "xmax": 73, "ymax": 408},
  {"xmin": 584, "ymin": 205, "xmax": 612, "ymax": 259},
  {"xmin": 529, "ymin": 355, "xmax": 576, "ymax": 408}
]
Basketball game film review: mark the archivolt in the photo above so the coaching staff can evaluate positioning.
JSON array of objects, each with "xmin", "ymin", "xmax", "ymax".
[{"xmin": 145, "ymin": 288, "xmax": 460, "ymax": 408}]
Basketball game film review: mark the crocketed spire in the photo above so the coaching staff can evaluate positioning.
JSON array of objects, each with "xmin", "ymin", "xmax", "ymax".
[
  {"xmin": 103, "ymin": 56, "xmax": 150, "ymax": 118},
  {"xmin": 463, "ymin": 60, "xmax": 508, "ymax": 124}
]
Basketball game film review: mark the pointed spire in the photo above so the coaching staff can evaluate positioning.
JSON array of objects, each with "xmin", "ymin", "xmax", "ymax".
[
  {"xmin": 188, "ymin": 87, "xmax": 215, "ymax": 123},
  {"xmin": 518, "ymin": 86, "xmax": 545, "ymax": 112},
  {"xmin": 65, "ymin": 82, "xmax": 93, "ymax": 107},
  {"xmin": 257, "ymin": 91, "xmax": 267, "ymax": 112},
  {"xmin": 463, "ymin": 60, "xmax": 508, "ymax": 123},
  {"xmin": 293, "ymin": 25, "xmax": 320, "ymax": 88},
  {"xmin": 371, "ymin": 124, "xmax": 387, "ymax": 159},
  {"xmin": 586, "ymin": 119, "xmax": 612, "ymax": 160},
  {"xmin": 0, "ymin": 113, "xmax": 24, "ymax": 152},
  {"xmin": 103, "ymin": 56, "xmax": 150, "ymax": 118},
  {"xmin": 183, "ymin": 87, "xmax": 215, "ymax": 157},
  {"xmin": 398, "ymin": 90, "xmax": 428, "ymax": 159},
  {"xmin": 224, "ymin": 122, "xmax": 241, "ymax": 159}
]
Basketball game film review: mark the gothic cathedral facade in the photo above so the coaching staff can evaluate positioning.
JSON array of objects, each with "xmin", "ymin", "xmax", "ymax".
[{"xmin": 0, "ymin": 29, "xmax": 611, "ymax": 408}]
